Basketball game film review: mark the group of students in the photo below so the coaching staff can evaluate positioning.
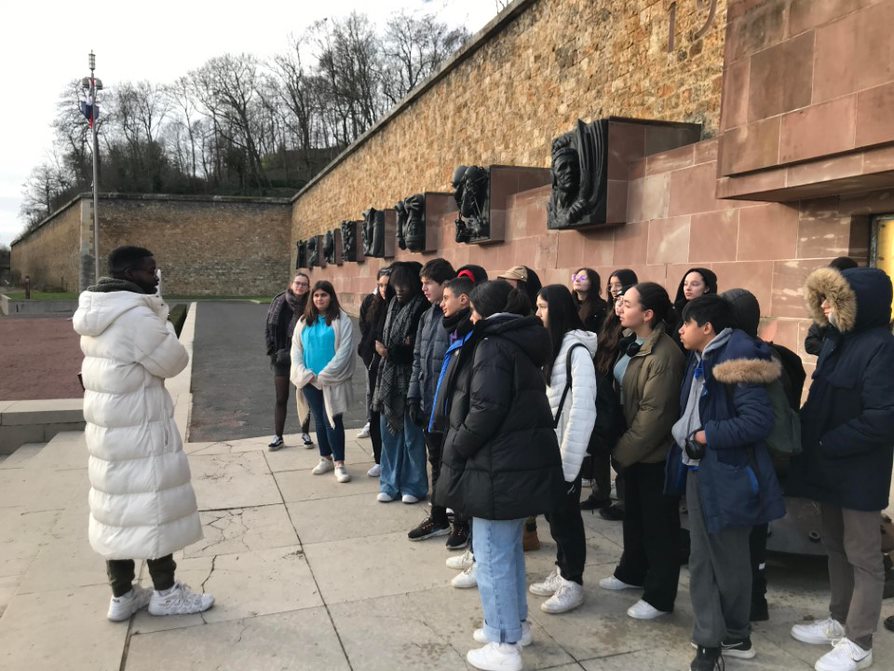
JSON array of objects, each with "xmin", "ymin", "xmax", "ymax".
[{"xmin": 264, "ymin": 256, "xmax": 894, "ymax": 671}]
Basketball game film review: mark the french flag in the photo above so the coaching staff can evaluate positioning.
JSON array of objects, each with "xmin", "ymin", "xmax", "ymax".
[{"xmin": 80, "ymin": 93, "xmax": 99, "ymax": 128}]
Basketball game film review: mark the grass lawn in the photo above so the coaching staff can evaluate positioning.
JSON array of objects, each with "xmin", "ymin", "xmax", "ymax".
[{"xmin": 2, "ymin": 290, "xmax": 78, "ymax": 301}]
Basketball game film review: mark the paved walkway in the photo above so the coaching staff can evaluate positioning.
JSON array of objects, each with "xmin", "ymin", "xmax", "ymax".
[
  {"xmin": 189, "ymin": 302, "xmax": 368, "ymax": 443},
  {"xmin": 3, "ymin": 429, "xmax": 894, "ymax": 670}
]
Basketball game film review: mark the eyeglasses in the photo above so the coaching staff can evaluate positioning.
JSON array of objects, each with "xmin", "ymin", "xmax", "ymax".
[{"xmin": 571, "ymin": 274, "xmax": 588, "ymax": 282}]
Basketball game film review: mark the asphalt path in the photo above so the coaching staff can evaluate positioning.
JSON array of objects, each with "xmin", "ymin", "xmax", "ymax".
[{"xmin": 189, "ymin": 301, "xmax": 368, "ymax": 443}]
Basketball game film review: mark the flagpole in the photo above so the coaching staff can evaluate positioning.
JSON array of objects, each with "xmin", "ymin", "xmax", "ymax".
[{"xmin": 89, "ymin": 51, "xmax": 100, "ymax": 284}]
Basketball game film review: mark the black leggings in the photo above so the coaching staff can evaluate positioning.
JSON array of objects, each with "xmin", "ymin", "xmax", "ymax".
[
  {"xmin": 107, "ymin": 555, "xmax": 176, "ymax": 597},
  {"xmin": 274, "ymin": 375, "xmax": 310, "ymax": 437}
]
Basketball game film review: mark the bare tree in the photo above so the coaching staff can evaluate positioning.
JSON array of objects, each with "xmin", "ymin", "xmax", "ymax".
[{"xmin": 381, "ymin": 11, "xmax": 469, "ymax": 105}]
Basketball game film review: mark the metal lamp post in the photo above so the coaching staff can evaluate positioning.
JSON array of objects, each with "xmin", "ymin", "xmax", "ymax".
[{"xmin": 81, "ymin": 52, "xmax": 103, "ymax": 284}]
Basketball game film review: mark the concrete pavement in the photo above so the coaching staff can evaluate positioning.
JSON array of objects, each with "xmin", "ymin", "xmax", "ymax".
[{"xmin": 3, "ymin": 428, "xmax": 893, "ymax": 670}]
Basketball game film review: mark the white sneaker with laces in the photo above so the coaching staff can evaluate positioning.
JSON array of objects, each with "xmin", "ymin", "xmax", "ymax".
[
  {"xmin": 377, "ymin": 492, "xmax": 395, "ymax": 502},
  {"xmin": 626, "ymin": 598, "xmax": 670, "ymax": 620},
  {"xmin": 473, "ymin": 620, "xmax": 532, "ymax": 646},
  {"xmin": 599, "ymin": 575, "xmax": 640, "ymax": 591},
  {"xmin": 148, "ymin": 582, "xmax": 214, "ymax": 616},
  {"xmin": 312, "ymin": 457, "xmax": 334, "ymax": 475},
  {"xmin": 402, "ymin": 494, "xmax": 420, "ymax": 504},
  {"xmin": 529, "ymin": 568, "xmax": 561, "ymax": 596},
  {"xmin": 447, "ymin": 549, "xmax": 474, "ymax": 571},
  {"xmin": 107, "ymin": 584, "xmax": 152, "ymax": 622},
  {"xmin": 335, "ymin": 465, "xmax": 351, "ymax": 483},
  {"xmin": 814, "ymin": 638, "xmax": 872, "ymax": 671},
  {"xmin": 541, "ymin": 576, "xmax": 584, "ymax": 614},
  {"xmin": 791, "ymin": 617, "xmax": 847, "ymax": 645},
  {"xmin": 356, "ymin": 423, "xmax": 371, "ymax": 439},
  {"xmin": 466, "ymin": 642, "xmax": 523, "ymax": 671},
  {"xmin": 452, "ymin": 562, "xmax": 478, "ymax": 589},
  {"xmin": 367, "ymin": 463, "xmax": 381, "ymax": 477}
]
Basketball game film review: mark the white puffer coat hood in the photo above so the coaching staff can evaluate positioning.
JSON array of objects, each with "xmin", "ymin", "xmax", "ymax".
[
  {"xmin": 547, "ymin": 329, "xmax": 598, "ymax": 482},
  {"xmin": 74, "ymin": 286, "xmax": 201, "ymax": 560}
]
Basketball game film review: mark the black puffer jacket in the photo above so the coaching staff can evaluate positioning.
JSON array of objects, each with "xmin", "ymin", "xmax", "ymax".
[
  {"xmin": 433, "ymin": 314, "xmax": 565, "ymax": 520},
  {"xmin": 787, "ymin": 267, "xmax": 894, "ymax": 511}
]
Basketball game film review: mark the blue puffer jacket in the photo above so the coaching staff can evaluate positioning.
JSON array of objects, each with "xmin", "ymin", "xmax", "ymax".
[
  {"xmin": 787, "ymin": 267, "xmax": 894, "ymax": 511},
  {"xmin": 665, "ymin": 329, "xmax": 786, "ymax": 534}
]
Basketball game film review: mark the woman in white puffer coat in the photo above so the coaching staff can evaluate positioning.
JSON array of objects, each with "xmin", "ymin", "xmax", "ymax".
[
  {"xmin": 529, "ymin": 284, "xmax": 598, "ymax": 615},
  {"xmin": 73, "ymin": 246, "xmax": 212, "ymax": 622}
]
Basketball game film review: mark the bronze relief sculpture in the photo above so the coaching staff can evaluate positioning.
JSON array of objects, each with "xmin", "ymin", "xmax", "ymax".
[
  {"xmin": 547, "ymin": 119, "xmax": 608, "ymax": 229},
  {"xmin": 452, "ymin": 165, "xmax": 490, "ymax": 243}
]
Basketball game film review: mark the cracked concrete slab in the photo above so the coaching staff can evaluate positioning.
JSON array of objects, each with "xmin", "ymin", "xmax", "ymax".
[
  {"xmin": 0, "ymin": 584, "xmax": 128, "ymax": 671},
  {"xmin": 189, "ymin": 451, "xmax": 281, "ymax": 510},
  {"xmin": 124, "ymin": 607, "xmax": 350, "ymax": 671},
  {"xmin": 275, "ymin": 461, "xmax": 382, "ymax": 502},
  {"xmin": 185, "ymin": 505, "xmax": 299, "ymax": 558}
]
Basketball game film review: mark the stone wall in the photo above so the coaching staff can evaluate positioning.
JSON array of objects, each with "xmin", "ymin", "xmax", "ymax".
[
  {"xmin": 12, "ymin": 195, "xmax": 292, "ymax": 297},
  {"xmin": 291, "ymin": 0, "xmax": 728, "ymax": 244},
  {"xmin": 9, "ymin": 199, "xmax": 84, "ymax": 291}
]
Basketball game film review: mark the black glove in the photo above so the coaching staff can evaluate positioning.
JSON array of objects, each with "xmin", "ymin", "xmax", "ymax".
[
  {"xmin": 408, "ymin": 400, "xmax": 424, "ymax": 427},
  {"xmin": 684, "ymin": 431, "xmax": 707, "ymax": 461}
]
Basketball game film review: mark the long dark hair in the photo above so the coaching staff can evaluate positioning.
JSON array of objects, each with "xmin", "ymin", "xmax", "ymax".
[
  {"xmin": 538, "ymin": 284, "xmax": 585, "ymax": 378},
  {"xmin": 304, "ymin": 280, "xmax": 342, "ymax": 326},
  {"xmin": 573, "ymin": 267, "xmax": 606, "ymax": 325},
  {"xmin": 607, "ymin": 268, "xmax": 638, "ymax": 301},
  {"xmin": 631, "ymin": 281, "xmax": 672, "ymax": 330},
  {"xmin": 595, "ymin": 310, "xmax": 624, "ymax": 377},
  {"xmin": 469, "ymin": 280, "xmax": 514, "ymax": 319}
]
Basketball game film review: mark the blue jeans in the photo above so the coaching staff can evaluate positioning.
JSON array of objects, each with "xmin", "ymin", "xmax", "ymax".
[
  {"xmin": 379, "ymin": 414, "xmax": 428, "ymax": 499},
  {"xmin": 303, "ymin": 385, "xmax": 345, "ymax": 462},
  {"xmin": 473, "ymin": 517, "xmax": 528, "ymax": 644}
]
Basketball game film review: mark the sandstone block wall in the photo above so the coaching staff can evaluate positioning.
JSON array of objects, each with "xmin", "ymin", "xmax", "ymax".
[
  {"xmin": 291, "ymin": 0, "xmax": 728, "ymax": 245},
  {"xmin": 9, "ymin": 200, "xmax": 84, "ymax": 291}
]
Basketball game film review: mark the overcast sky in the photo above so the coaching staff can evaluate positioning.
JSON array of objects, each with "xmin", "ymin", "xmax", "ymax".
[{"xmin": 0, "ymin": 0, "xmax": 500, "ymax": 247}]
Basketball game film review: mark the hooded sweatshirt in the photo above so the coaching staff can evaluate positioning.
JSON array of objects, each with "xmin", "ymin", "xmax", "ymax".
[{"xmin": 73, "ymin": 277, "xmax": 201, "ymax": 560}]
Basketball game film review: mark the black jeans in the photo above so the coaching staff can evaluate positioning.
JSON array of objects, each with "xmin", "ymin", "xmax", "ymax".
[
  {"xmin": 614, "ymin": 461, "xmax": 681, "ymax": 612},
  {"xmin": 424, "ymin": 430, "xmax": 449, "ymax": 525},
  {"xmin": 107, "ymin": 554, "xmax": 176, "ymax": 597},
  {"xmin": 545, "ymin": 475, "xmax": 587, "ymax": 584},
  {"xmin": 750, "ymin": 523, "xmax": 769, "ymax": 603}
]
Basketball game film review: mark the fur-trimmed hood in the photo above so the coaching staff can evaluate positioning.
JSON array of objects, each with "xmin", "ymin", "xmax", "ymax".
[
  {"xmin": 713, "ymin": 356, "xmax": 781, "ymax": 385},
  {"xmin": 805, "ymin": 266, "xmax": 892, "ymax": 334}
]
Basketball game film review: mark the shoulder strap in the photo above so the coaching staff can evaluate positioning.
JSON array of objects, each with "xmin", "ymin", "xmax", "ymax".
[{"xmin": 554, "ymin": 343, "xmax": 588, "ymax": 428}]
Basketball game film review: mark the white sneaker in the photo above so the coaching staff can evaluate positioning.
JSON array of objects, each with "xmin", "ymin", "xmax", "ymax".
[
  {"xmin": 402, "ymin": 494, "xmax": 420, "ymax": 504},
  {"xmin": 107, "ymin": 584, "xmax": 152, "ymax": 622},
  {"xmin": 473, "ymin": 620, "xmax": 532, "ymax": 646},
  {"xmin": 529, "ymin": 568, "xmax": 561, "ymax": 596},
  {"xmin": 447, "ymin": 549, "xmax": 474, "ymax": 571},
  {"xmin": 599, "ymin": 575, "xmax": 640, "ymax": 591},
  {"xmin": 312, "ymin": 457, "xmax": 334, "ymax": 475},
  {"xmin": 452, "ymin": 563, "xmax": 478, "ymax": 589},
  {"xmin": 791, "ymin": 617, "xmax": 847, "ymax": 645},
  {"xmin": 301, "ymin": 432, "xmax": 314, "ymax": 448},
  {"xmin": 377, "ymin": 492, "xmax": 395, "ymax": 502},
  {"xmin": 466, "ymin": 642, "xmax": 523, "ymax": 671},
  {"xmin": 367, "ymin": 463, "xmax": 381, "ymax": 478},
  {"xmin": 335, "ymin": 465, "xmax": 351, "ymax": 483},
  {"xmin": 356, "ymin": 423, "xmax": 370, "ymax": 439},
  {"xmin": 815, "ymin": 638, "xmax": 873, "ymax": 671},
  {"xmin": 626, "ymin": 598, "xmax": 670, "ymax": 620},
  {"xmin": 541, "ymin": 576, "xmax": 584, "ymax": 614},
  {"xmin": 148, "ymin": 582, "xmax": 214, "ymax": 616}
]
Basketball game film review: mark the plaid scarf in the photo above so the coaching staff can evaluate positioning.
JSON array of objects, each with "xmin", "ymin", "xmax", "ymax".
[{"xmin": 373, "ymin": 293, "xmax": 428, "ymax": 434}]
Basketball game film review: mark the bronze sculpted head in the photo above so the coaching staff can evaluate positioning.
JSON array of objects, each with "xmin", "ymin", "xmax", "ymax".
[
  {"xmin": 341, "ymin": 220, "xmax": 357, "ymax": 262},
  {"xmin": 306, "ymin": 236, "xmax": 319, "ymax": 268},
  {"xmin": 547, "ymin": 119, "xmax": 608, "ymax": 230},
  {"xmin": 362, "ymin": 208, "xmax": 384, "ymax": 258},
  {"xmin": 323, "ymin": 231, "xmax": 335, "ymax": 264},
  {"xmin": 403, "ymin": 194, "xmax": 426, "ymax": 252},
  {"xmin": 452, "ymin": 165, "xmax": 490, "ymax": 243},
  {"xmin": 395, "ymin": 200, "xmax": 408, "ymax": 251}
]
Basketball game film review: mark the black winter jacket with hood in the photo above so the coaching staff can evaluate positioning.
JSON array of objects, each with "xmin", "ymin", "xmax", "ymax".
[
  {"xmin": 433, "ymin": 314, "xmax": 565, "ymax": 520},
  {"xmin": 787, "ymin": 267, "xmax": 894, "ymax": 511}
]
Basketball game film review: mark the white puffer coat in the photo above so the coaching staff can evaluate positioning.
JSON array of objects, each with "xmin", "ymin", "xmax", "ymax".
[
  {"xmin": 547, "ymin": 330, "xmax": 598, "ymax": 482},
  {"xmin": 73, "ymin": 288, "xmax": 202, "ymax": 560}
]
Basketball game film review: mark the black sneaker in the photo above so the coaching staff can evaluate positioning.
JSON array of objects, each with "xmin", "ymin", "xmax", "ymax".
[
  {"xmin": 690, "ymin": 646, "xmax": 724, "ymax": 671},
  {"xmin": 599, "ymin": 504, "xmax": 624, "ymax": 521},
  {"xmin": 885, "ymin": 614, "xmax": 894, "ymax": 632},
  {"xmin": 267, "ymin": 436, "xmax": 284, "ymax": 451},
  {"xmin": 721, "ymin": 637, "xmax": 755, "ymax": 659},
  {"xmin": 580, "ymin": 496, "xmax": 611, "ymax": 511},
  {"xmin": 445, "ymin": 522, "xmax": 470, "ymax": 550},
  {"xmin": 407, "ymin": 515, "xmax": 450, "ymax": 542}
]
